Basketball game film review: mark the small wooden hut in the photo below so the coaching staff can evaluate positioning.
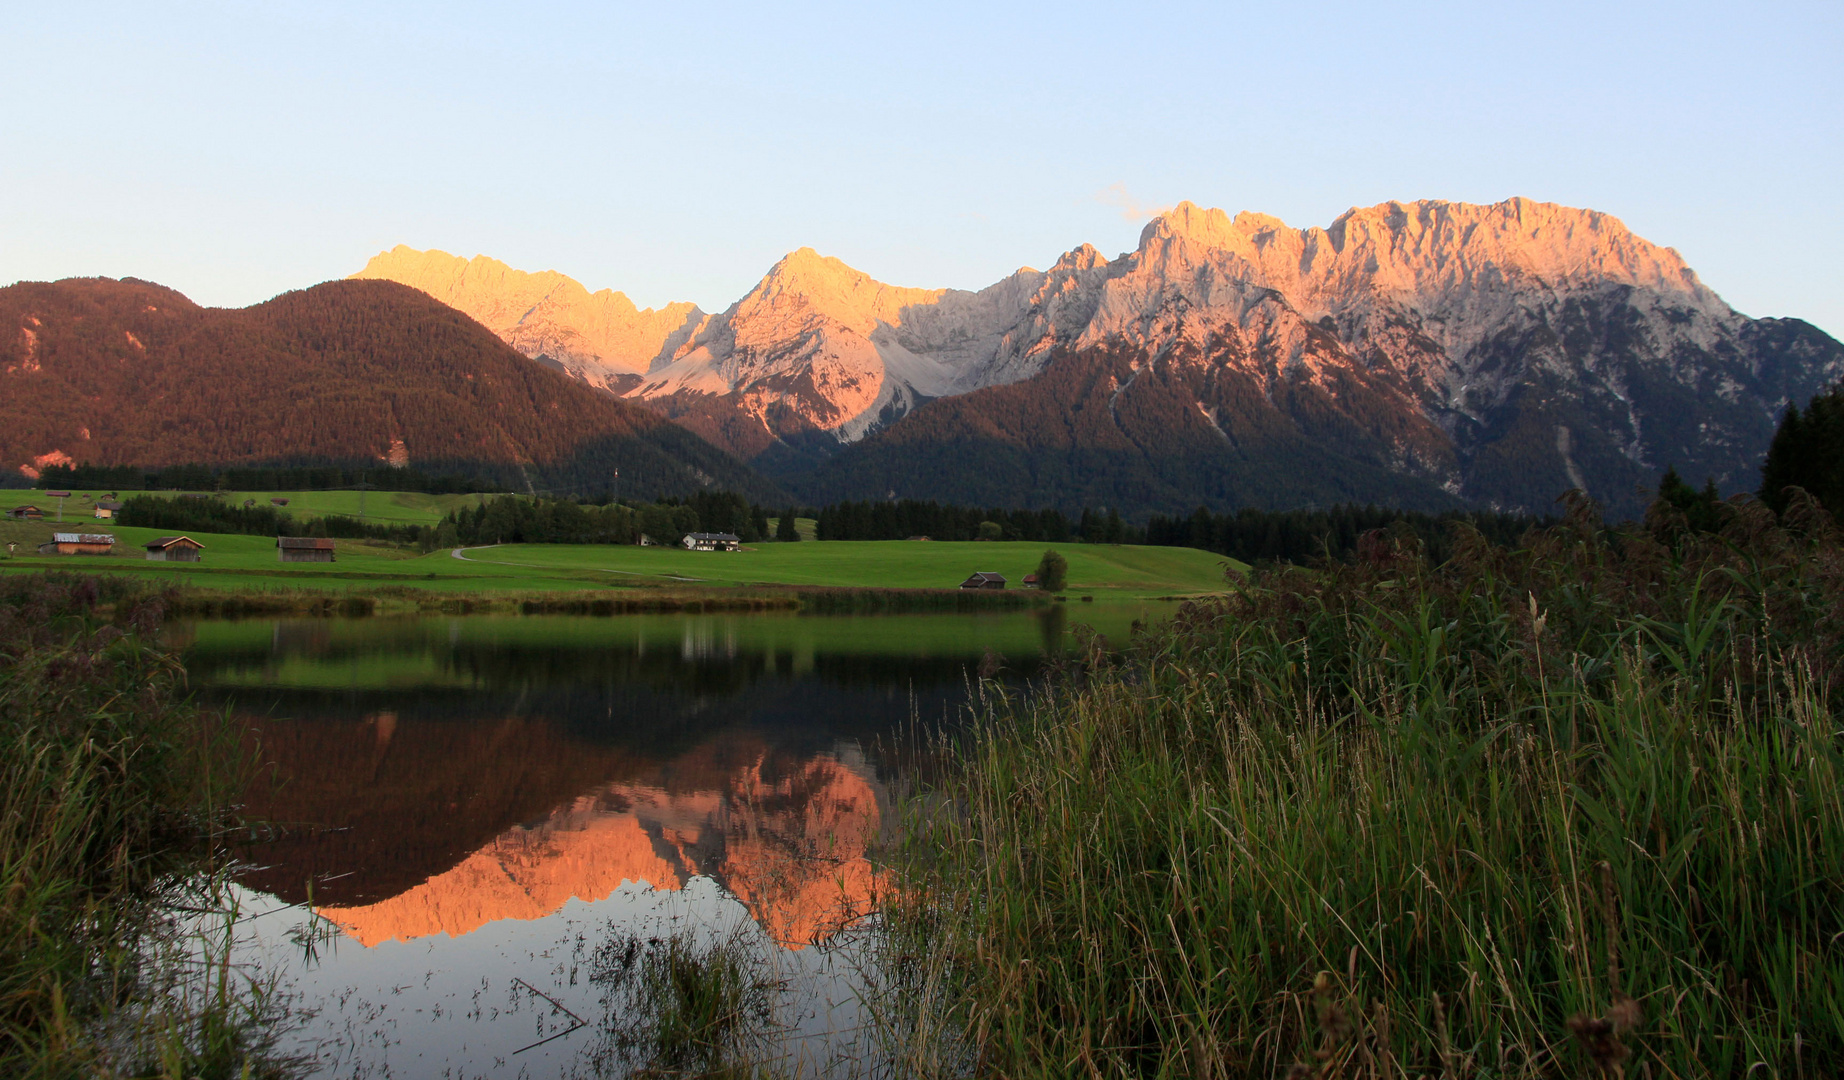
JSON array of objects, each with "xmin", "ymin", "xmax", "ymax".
[
  {"xmin": 959, "ymin": 572, "xmax": 1007, "ymax": 590},
  {"xmin": 7, "ymin": 505, "xmax": 43, "ymax": 521},
  {"xmin": 145, "ymin": 536, "xmax": 203, "ymax": 562},
  {"xmin": 38, "ymin": 533, "xmax": 116, "ymax": 556},
  {"xmin": 277, "ymin": 537, "xmax": 336, "ymax": 563},
  {"xmin": 93, "ymin": 499, "xmax": 123, "ymax": 520}
]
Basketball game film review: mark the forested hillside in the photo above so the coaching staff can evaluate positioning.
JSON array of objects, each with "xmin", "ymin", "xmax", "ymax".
[
  {"xmin": 0, "ymin": 277, "xmax": 773, "ymax": 500},
  {"xmin": 782, "ymin": 346, "xmax": 1466, "ymax": 517}
]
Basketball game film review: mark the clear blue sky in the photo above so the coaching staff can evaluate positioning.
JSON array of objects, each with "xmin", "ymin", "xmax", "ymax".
[{"xmin": 5, "ymin": 1, "xmax": 1840, "ymax": 337}]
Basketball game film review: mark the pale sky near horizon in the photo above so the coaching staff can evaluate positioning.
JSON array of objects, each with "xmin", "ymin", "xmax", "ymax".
[{"xmin": 4, "ymin": 1, "xmax": 1840, "ymax": 337}]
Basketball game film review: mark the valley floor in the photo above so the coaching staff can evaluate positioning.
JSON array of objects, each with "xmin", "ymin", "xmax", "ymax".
[{"xmin": 0, "ymin": 509, "xmax": 1237, "ymax": 601}]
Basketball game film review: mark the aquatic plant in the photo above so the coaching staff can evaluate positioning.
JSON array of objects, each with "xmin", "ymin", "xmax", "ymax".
[{"xmin": 584, "ymin": 928, "xmax": 784, "ymax": 1078}]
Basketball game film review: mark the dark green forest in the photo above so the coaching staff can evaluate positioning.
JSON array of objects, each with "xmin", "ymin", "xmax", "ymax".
[
  {"xmin": 36, "ymin": 462, "xmax": 504, "ymax": 495},
  {"xmin": 1142, "ymin": 503, "xmax": 1552, "ymax": 565},
  {"xmin": 0, "ymin": 277, "xmax": 769, "ymax": 500},
  {"xmin": 1759, "ymin": 382, "xmax": 1844, "ymax": 519}
]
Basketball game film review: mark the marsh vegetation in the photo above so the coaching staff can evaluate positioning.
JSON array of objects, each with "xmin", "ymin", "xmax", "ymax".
[{"xmin": 891, "ymin": 492, "xmax": 1844, "ymax": 1077}]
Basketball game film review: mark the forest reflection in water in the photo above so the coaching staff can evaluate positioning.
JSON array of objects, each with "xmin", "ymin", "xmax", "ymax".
[{"xmin": 175, "ymin": 606, "xmax": 1126, "ymax": 1077}]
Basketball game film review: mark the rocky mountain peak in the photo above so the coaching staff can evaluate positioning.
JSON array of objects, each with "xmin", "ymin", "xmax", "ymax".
[
  {"xmin": 741, "ymin": 248, "xmax": 946, "ymax": 336},
  {"xmin": 1052, "ymin": 243, "xmax": 1110, "ymax": 273},
  {"xmin": 351, "ymin": 246, "xmax": 701, "ymax": 388}
]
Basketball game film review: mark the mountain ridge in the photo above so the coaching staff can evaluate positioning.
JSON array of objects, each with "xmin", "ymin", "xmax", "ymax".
[
  {"xmin": 351, "ymin": 246, "xmax": 704, "ymax": 393},
  {"xmin": 351, "ymin": 196, "xmax": 1840, "ymax": 516},
  {"xmin": 0, "ymin": 275, "xmax": 769, "ymax": 498}
]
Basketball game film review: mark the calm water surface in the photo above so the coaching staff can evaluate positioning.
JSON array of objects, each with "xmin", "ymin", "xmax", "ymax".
[{"xmin": 177, "ymin": 606, "xmax": 1154, "ymax": 1078}]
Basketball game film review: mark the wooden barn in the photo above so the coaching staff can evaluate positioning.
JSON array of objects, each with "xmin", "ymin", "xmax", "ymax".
[
  {"xmin": 145, "ymin": 536, "xmax": 203, "ymax": 562},
  {"xmin": 959, "ymin": 571, "xmax": 1007, "ymax": 590},
  {"xmin": 7, "ymin": 505, "xmax": 43, "ymax": 521},
  {"xmin": 38, "ymin": 533, "xmax": 116, "ymax": 556},
  {"xmin": 277, "ymin": 537, "xmax": 336, "ymax": 563},
  {"xmin": 93, "ymin": 499, "xmax": 123, "ymax": 520},
  {"xmin": 681, "ymin": 532, "xmax": 742, "ymax": 552}
]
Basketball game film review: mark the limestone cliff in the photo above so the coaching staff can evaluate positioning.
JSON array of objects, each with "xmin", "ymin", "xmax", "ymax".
[
  {"xmin": 351, "ymin": 246, "xmax": 702, "ymax": 391},
  {"xmin": 351, "ymin": 200, "xmax": 1844, "ymax": 514}
]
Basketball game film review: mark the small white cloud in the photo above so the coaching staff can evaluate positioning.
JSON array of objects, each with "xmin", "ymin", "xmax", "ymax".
[{"xmin": 1096, "ymin": 183, "xmax": 1173, "ymax": 222}]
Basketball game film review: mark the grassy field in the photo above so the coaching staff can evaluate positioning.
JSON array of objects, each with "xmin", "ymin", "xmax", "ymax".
[
  {"xmin": 0, "ymin": 508, "xmax": 1236, "ymax": 600},
  {"xmin": 0, "ymin": 486, "xmax": 488, "ymax": 527},
  {"xmin": 455, "ymin": 539, "xmax": 1238, "ymax": 597}
]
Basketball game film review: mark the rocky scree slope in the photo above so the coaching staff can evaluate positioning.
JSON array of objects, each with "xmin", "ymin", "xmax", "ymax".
[{"xmin": 0, "ymin": 276, "xmax": 766, "ymax": 498}]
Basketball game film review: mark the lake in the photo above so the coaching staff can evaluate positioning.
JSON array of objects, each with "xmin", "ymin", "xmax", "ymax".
[{"xmin": 178, "ymin": 604, "xmax": 1159, "ymax": 1077}]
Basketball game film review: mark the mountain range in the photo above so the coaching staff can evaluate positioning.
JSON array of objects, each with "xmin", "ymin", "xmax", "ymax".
[
  {"xmin": 7, "ymin": 197, "xmax": 1837, "ymax": 517},
  {"xmin": 0, "ymin": 276, "xmax": 764, "ymax": 499},
  {"xmin": 355, "ymin": 198, "xmax": 1844, "ymax": 517}
]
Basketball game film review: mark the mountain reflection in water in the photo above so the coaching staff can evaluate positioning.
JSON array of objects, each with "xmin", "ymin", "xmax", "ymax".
[
  {"xmin": 315, "ymin": 739, "xmax": 884, "ymax": 949},
  {"xmin": 172, "ymin": 610, "xmax": 1134, "ymax": 1075},
  {"xmin": 184, "ymin": 613, "xmax": 1076, "ymax": 946}
]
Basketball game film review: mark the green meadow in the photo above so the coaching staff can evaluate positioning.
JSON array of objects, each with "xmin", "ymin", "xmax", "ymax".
[
  {"xmin": 454, "ymin": 539, "xmax": 1238, "ymax": 596},
  {"xmin": 0, "ymin": 486, "xmax": 485, "ymax": 526},
  {"xmin": 0, "ymin": 488, "xmax": 1237, "ymax": 599}
]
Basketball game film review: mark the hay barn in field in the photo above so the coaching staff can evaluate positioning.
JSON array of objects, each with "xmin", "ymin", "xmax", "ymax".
[
  {"xmin": 277, "ymin": 537, "xmax": 336, "ymax": 563},
  {"xmin": 959, "ymin": 572, "xmax": 1007, "ymax": 590},
  {"xmin": 38, "ymin": 533, "xmax": 115, "ymax": 556},
  {"xmin": 145, "ymin": 536, "xmax": 203, "ymax": 562}
]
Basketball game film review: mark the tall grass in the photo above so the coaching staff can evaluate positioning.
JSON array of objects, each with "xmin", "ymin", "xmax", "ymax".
[
  {"xmin": 891, "ymin": 492, "xmax": 1844, "ymax": 1077},
  {"xmin": 0, "ymin": 574, "xmax": 281, "ymax": 1077}
]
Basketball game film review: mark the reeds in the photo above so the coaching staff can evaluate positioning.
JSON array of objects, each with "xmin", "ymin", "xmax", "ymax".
[
  {"xmin": 889, "ymin": 492, "xmax": 1844, "ymax": 1077},
  {"xmin": 0, "ymin": 573, "xmax": 281, "ymax": 1077},
  {"xmin": 582, "ymin": 928, "xmax": 785, "ymax": 1078}
]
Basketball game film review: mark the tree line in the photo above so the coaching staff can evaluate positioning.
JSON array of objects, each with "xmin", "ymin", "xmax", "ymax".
[
  {"xmin": 37, "ymin": 463, "xmax": 505, "ymax": 495},
  {"xmin": 1760, "ymin": 383, "xmax": 1844, "ymax": 520},
  {"xmin": 116, "ymin": 495, "xmax": 420, "ymax": 545},
  {"xmin": 437, "ymin": 491, "xmax": 769, "ymax": 549},
  {"xmin": 1142, "ymin": 503, "xmax": 1552, "ymax": 565}
]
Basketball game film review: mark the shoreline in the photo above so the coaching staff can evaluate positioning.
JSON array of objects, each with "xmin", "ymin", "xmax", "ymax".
[{"xmin": 98, "ymin": 581, "xmax": 1065, "ymax": 619}]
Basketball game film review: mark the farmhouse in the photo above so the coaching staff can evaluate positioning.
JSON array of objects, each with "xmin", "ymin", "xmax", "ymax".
[
  {"xmin": 7, "ymin": 505, "xmax": 43, "ymax": 521},
  {"xmin": 37, "ymin": 533, "xmax": 116, "ymax": 556},
  {"xmin": 959, "ymin": 572, "xmax": 1007, "ymax": 590},
  {"xmin": 277, "ymin": 537, "xmax": 336, "ymax": 563},
  {"xmin": 682, "ymin": 532, "xmax": 742, "ymax": 552},
  {"xmin": 145, "ymin": 536, "xmax": 203, "ymax": 562},
  {"xmin": 93, "ymin": 499, "xmax": 123, "ymax": 520}
]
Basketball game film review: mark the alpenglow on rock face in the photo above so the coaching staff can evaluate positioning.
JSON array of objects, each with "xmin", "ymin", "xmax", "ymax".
[
  {"xmin": 358, "ymin": 199, "xmax": 1844, "ymax": 516},
  {"xmin": 351, "ymin": 246, "xmax": 703, "ymax": 392}
]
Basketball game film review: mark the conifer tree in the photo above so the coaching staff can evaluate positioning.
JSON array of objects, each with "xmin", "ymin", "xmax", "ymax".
[{"xmin": 1760, "ymin": 386, "xmax": 1844, "ymax": 520}]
